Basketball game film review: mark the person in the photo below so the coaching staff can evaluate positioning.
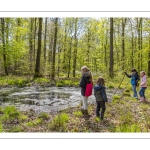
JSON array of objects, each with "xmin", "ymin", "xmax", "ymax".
[
  {"xmin": 124, "ymin": 68, "xmax": 140, "ymax": 99},
  {"xmin": 79, "ymin": 66, "xmax": 93, "ymax": 117},
  {"xmin": 94, "ymin": 76, "xmax": 108, "ymax": 120},
  {"xmin": 139, "ymin": 71, "xmax": 147, "ymax": 102}
]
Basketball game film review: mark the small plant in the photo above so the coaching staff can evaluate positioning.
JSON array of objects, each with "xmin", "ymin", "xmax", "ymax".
[
  {"xmin": 10, "ymin": 126, "xmax": 23, "ymax": 132},
  {"xmin": 125, "ymin": 89, "xmax": 130, "ymax": 93},
  {"xmin": 108, "ymin": 85, "xmax": 114, "ymax": 88},
  {"xmin": 26, "ymin": 118, "xmax": 43, "ymax": 127},
  {"xmin": 122, "ymin": 92, "xmax": 131, "ymax": 97},
  {"xmin": 0, "ymin": 106, "xmax": 20, "ymax": 123},
  {"xmin": 38, "ymin": 112, "xmax": 49, "ymax": 120},
  {"xmin": 73, "ymin": 111, "xmax": 82, "ymax": 117},
  {"xmin": 49, "ymin": 113, "xmax": 69, "ymax": 131},
  {"xmin": 19, "ymin": 115, "xmax": 28, "ymax": 122},
  {"xmin": 113, "ymin": 95, "xmax": 120, "ymax": 100},
  {"xmin": 0, "ymin": 122, "xmax": 3, "ymax": 132}
]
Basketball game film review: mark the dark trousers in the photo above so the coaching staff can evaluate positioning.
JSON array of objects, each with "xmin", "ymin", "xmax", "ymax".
[{"xmin": 96, "ymin": 101, "xmax": 106, "ymax": 119}]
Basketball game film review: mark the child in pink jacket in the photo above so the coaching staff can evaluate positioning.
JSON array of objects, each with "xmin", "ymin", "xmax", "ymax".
[{"xmin": 139, "ymin": 71, "xmax": 147, "ymax": 102}]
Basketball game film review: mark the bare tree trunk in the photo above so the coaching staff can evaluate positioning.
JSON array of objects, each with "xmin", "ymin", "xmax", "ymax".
[
  {"xmin": 148, "ymin": 34, "xmax": 150, "ymax": 76},
  {"xmin": 121, "ymin": 18, "xmax": 127, "ymax": 70},
  {"xmin": 140, "ymin": 18, "xmax": 143, "ymax": 70},
  {"xmin": 109, "ymin": 18, "xmax": 114, "ymax": 78},
  {"xmin": 1, "ymin": 18, "xmax": 8, "ymax": 75},
  {"xmin": 44, "ymin": 18, "xmax": 47, "ymax": 64},
  {"xmin": 33, "ymin": 18, "xmax": 37, "ymax": 65},
  {"xmin": 34, "ymin": 18, "xmax": 43, "ymax": 77},
  {"xmin": 73, "ymin": 18, "xmax": 78, "ymax": 77},
  {"xmin": 104, "ymin": 30, "xmax": 108, "ymax": 68},
  {"xmin": 29, "ymin": 18, "xmax": 33, "ymax": 71},
  {"xmin": 51, "ymin": 18, "xmax": 58, "ymax": 80}
]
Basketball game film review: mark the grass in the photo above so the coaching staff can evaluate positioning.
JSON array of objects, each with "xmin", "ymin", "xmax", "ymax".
[
  {"xmin": 1, "ymin": 76, "xmax": 150, "ymax": 132},
  {"xmin": 73, "ymin": 111, "xmax": 83, "ymax": 117}
]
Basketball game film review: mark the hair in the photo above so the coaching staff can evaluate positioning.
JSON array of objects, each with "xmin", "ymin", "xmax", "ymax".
[
  {"xmin": 81, "ymin": 66, "xmax": 93, "ymax": 83},
  {"xmin": 96, "ymin": 76, "xmax": 105, "ymax": 86},
  {"xmin": 140, "ymin": 71, "xmax": 146, "ymax": 75},
  {"xmin": 131, "ymin": 68, "xmax": 136, "ymax": 72}
]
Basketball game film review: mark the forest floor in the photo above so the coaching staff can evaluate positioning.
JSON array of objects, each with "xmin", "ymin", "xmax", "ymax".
[
  {"xmin": 1, "ymin": 94, "xmax": 150, "ymax": 132},
  {"xmin": 0, "ymin": 75, "xmax": 150, "ymax": 132}
]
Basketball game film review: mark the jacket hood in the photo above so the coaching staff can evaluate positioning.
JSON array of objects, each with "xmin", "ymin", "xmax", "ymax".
[{"xmin": 94, "ymin": 84, "xmax": 105, "ymax": 91}]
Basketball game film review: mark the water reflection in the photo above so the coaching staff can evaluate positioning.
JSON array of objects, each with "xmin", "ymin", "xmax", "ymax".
[{"xmin": 0, "ymin": 87, "xmax": 122, "ymax": 113}]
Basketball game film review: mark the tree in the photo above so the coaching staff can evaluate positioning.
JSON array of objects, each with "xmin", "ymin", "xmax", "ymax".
[
  {"xmin": 73, "ymin": 18, "xmax": 78, "ymax": 77},
  {"xmin": 0, "ymin": 18, "xmax": 8, "ymax": 75},
  {"xmin": 51, "ymin": 18, "xmax": 58, "ymax": 80},
  {"xmin": 34, "ymin": 18, "xmax": 43, "ymax": 77},
  {"xmin": 109, "ymin": 18, "xmax": 114, "ymax": 78}
]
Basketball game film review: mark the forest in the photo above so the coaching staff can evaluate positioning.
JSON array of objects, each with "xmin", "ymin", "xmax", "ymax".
[
  {"xmin": 0, "ymin": 17, "xmax": 150, "ymax": 78},
  {"xmin": 0, "ymin": 17, "xmax": 150, "ymax": 132}
]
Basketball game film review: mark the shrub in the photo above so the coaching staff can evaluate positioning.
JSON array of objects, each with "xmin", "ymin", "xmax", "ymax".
[
  {"xmin": 49, "ymin": 113, "xmax": 69, "ymax": 131},
  {"xmin": 38, "ymin": 112, "xmax": 49, "ymax": 120},
  {"xmin": 73, "ymin": 111, "xmax": 82, "ymax": 117}
]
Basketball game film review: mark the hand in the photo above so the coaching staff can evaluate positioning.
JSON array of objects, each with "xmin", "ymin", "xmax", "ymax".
[{"xmin": 105, "ymin": 102, "xmax": 108, "ymax": 105}]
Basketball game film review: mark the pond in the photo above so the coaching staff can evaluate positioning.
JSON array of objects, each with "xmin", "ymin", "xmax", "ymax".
[{"xmin": 0, "ymin": 86, "xmax": 122, "ymax": 113}]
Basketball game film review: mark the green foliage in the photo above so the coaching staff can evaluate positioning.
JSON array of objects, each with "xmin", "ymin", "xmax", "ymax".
[
  {"xmin": 73, "ymin": 111, "xmax": 82, "ymax": 117},
  {"xmin": 49, "ymin": 113, "xmax": 69, "ymax": 131},
  {"xmin": 19, "ymin": 115, "xmax": 28, "ymax": 122},
  {"xmin": 0, "ymin": 106, "xmax": 20, "ymax": 123},
  {"xmin": 116, "ymin": 123, "xmax": 141, "ymax": 132},
  {"xmin": 9, "ymin": 126, "xmax": 23, "ymax": 132},
  {"xmin": 122, "ymin": 92, "xmax": 131, "ymax": 97},
  {"xmin": 0, "ymin": 122, "xmax": 3, "ymax": 132},
  {"xmin": 26, "ymin": 118, "xmax": 43, "ymax": 127},
  {"xmin": 38, "ymin": 112, "xmax": 49, "ymax": 120},
  {"xmin": 108, "ymin": 85, "xmax": 114, "ymax": 88}
]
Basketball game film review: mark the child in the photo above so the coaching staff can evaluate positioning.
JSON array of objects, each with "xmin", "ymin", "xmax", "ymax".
[
  {"xmin": 94, "ymin": 76, "xmax": 108, "ymax": 120},
  {"xmin": 79, "ymin": 66, "xmax": 93, "ymax": 117},
  {"xmin": 139, "ymin": 71, "xmax": 147, "ymax": 102},
  {"xmin": 124, "ymin": 68, "xmax": 140, "ymax": 99}
]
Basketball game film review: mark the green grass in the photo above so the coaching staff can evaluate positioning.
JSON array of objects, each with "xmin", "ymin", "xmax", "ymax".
[
  {"xmin": 49, "ymin": 113, "xmax": 69, "ymax": 131},
  {"xmin": 38, "ymin": 112, "xmax": 49, "ymax": 120},
  {"xmin": 73, "ymin": 111, "xmax": 83, "ymax": 117}
]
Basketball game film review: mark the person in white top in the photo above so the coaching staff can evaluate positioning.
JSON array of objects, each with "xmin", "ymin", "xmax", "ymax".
[{"xmin": 139, "ymin": 71, "xmax": 147, "ymax": 102}]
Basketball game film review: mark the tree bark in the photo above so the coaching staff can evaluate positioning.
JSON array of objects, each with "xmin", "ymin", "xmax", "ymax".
[
  {"xmin": 1, "ymin": 18, "xmax": 8, "ymax": 75},
  {"xmin": 51, "ymin": 18, "xmax": 58, "ymax": 80},
  {"xmin": 73, "ymin": 18, "xmax": 78, "ymax": 77},
  {"xmin": 121, "ymin": 18, "xmax": 127, "ymax": 70},
  {"xmin": 109, "ymin": 18, "xmax": 114, "ymax": 78},
  {"xmin": 44, "ymin": 18, "xmax": 47, "ymax": 64},
  {"xmin": 34, "ymin": 18, "xmax": 43, "ymax": 77}
]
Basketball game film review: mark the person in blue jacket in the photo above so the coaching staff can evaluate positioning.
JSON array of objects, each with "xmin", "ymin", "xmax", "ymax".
[
  {"xmin": 124, "ymin": 68, "xmax": 140, "ymax": 99},
  {"xmin": 94, "ymin": 76, "xmax": 108, "ymax": 120}
]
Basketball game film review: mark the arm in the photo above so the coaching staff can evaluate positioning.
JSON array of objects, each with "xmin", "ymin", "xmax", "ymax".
[
  {"xmin": 101, "ymin": 88, "xmax": 108, "ymax": 102},
  {"xmin": 124, "ymin": 72, "xmax": 131, "ymax": 78},
  {"xmin": 79, "ymin": 77, "xmax": 86, "ymax": 88}
]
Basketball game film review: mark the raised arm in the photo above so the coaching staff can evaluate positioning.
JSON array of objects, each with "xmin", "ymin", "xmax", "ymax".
[{"xmin": 124, "ymin": 72, "xmax": 131, "ymax": 78}]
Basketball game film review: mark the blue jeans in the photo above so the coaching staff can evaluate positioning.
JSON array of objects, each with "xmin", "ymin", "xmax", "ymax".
[
  {"xmin": 139, "ymin": 87, "xmax": 147, "ymax": 98},
  {"xmin": 132, "ymin": 85, "xmax": 138, "ymax": 98}
]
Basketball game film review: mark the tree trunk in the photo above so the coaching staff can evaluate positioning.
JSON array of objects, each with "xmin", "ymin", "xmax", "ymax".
[
  {"xmin": 148, "ymin": 34, "xmax": 150, "ymax": 76},
  {"xmin": 109, "ymin": 18, "xmax": 114, "ymax": 78},
  {"xmin": 33, "ymin": 18, "xmax": 37, "ymax": 65},
  {"xmin": 44, "ymin": 18, "xmax": 47, "ymax": 64},
  {"xmin": 34, "ymin": 18, "xmax": 43, "ymax": 77},
  {"xmin": 121, "ymin": 18, "xmax": 127, "ymax": 70},
  {"xmin": 73, "ymin": 18, "xmax": 78, "ymax": 77},
  {"xmin": 1, "ymin": 18, "xmax": 8, "ymax": 75},
  {"xmin": 29, "ymin": 18, "xmax": 33, "ymax": 71},
  {"xmin": 51, "ymin": 18, "xmax": 58, "ymax": 80}
]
